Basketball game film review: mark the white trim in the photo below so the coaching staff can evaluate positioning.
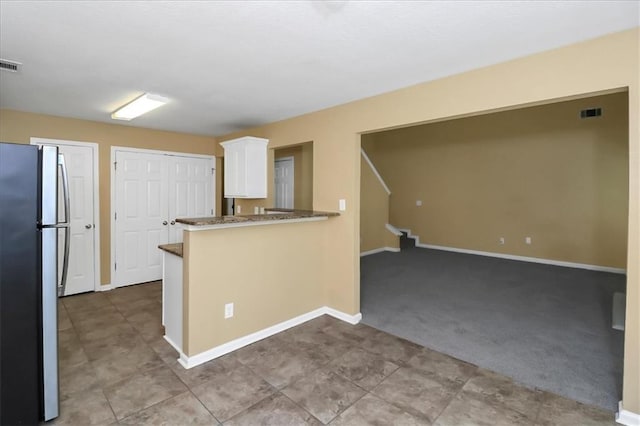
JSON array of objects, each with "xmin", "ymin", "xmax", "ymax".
[
  {"xmin": 163, "ymin": 335, "xmax": 184, "ymax": 355},
  {"xmin": 616, "ymin": 401, "xmax": 640, "ymax": 425},
  {"xmin": 96, "ymin": 283, "xmax": 114, "ymax": 292},
  {"xmin": 417, "ymin": 243, "xmax": 626, "ymax": 274},
  {"xmin": 398, "ymin": 227, "xmax": 625, "ymax": 273},
  {"xmin": 110, "ymin": 146, "xmax": 216, "ymax": 288},
  {"xmin": 177, "ymin": 306, "xmax": 362, "ymax": 369},
  {"xmin": 110, "ymin": 148, "xmax": 117, "ymax": 289},
  {"xmin": 361, "ymin": 148, "xmax": 391, "ymax": 195},
  {"xmin": 31, "ymin": 138, "xmax": 102, "ymax": 293},
  {"xmin": 111, "ymin": 145, "xmax": 215, "ymax": 160},
  {"xmin": 360, "ymin": 247, "xmax": 401, "ymax": 257},
  {"xmin": 323, "ymin": 307, "xmax": 363, "ymax": 324},
  {"xmin": 385, "ymin": 223, "xmax": 403, "ymax": 236}
]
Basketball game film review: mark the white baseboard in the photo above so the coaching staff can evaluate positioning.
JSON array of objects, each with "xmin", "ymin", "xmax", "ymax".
[
  {"xmin": 360, "ymin": 247, "xmax": 401, "ymax": 257},
  {"xmin": 617, "ymin": 401, "xmax": 640, "ymax": 425},
  {"xmin": 97, "ymin": 283, "xmax": 114, "ymax": 292},
  {"xmin": 324, "ymin": 307, "xmax": 362, "ymax": 324},
  {"xmin": 417, "ymin": 243, "xmax": 626, "ymax": 274},
  {"xmin": 178, "ymin": 306, "xmax": 362, "ymax": 369},
  {"xmin": 397, "ymin": 227, "xmax": 625, "ymax": 274}
]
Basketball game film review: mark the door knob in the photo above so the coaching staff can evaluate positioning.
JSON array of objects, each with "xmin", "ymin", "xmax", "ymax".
[
  {"xmin": 85, "ymin": 224, "xmax": 92, "ymax": 229},
  {"xmin": 170, "ymin": 220, "xmax": 176, "ymax": 225},
  {"xmin": 162, "ymin": 221, "xmax": 168, "ymax": 225}
]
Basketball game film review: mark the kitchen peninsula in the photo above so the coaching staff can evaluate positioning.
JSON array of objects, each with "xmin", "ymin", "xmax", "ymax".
[{"xmin": 158, "ymin": 208, "xmax": 349, "ymax": 369}]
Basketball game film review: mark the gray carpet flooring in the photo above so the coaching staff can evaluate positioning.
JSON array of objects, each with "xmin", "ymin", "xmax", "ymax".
[{"xmin": 360, "ymin": 240, "xmax": 625, "ymax": 411}]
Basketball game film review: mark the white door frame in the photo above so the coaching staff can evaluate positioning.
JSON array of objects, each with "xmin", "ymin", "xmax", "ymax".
[
  {"xmin": 110, "ymin": 146, "xmax": 216, "ymax": 288},
  {"xmin": 30, "ymin": 138, "xmax": 102, "ymax": 292}
]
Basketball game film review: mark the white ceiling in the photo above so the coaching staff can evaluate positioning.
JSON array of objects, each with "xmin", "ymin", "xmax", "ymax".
[{"xmin": 1, "ymin": 1, "xmax": 638, "ymax": 137}]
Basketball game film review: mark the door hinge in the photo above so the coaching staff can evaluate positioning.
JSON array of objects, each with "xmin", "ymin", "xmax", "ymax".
[
  {"xmin": 114, "ymin": 212, "xmax": 117, "ymax": 220},
  {"xmin": 114, "ymin": 263, "xmax": 117, "ymax": 271},
  {"xmin": 211, "ymin": 167, "xmax": 215, "ymax": 175},
  {"xmin": 114, "ymin": 161, "xmax": 117, "ymax": 170},
  {"xmin": 211, "ymin": 209, "xmax": 214, "ymax": 214}
]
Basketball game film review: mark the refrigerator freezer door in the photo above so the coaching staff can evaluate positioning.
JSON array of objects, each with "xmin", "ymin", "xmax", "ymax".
[{"xmin": 40, "ymin": 145, "xmax": 58, "ymax": 226}]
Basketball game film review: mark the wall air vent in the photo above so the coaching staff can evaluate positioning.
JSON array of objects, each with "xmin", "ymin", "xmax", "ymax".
[
  {"xmin": 580, "ymin": 107, "xmax": 602, "ymax": 119},
  {"xmin": 0, "ymin": 59, "xmax": 21, "ymax": 72}
]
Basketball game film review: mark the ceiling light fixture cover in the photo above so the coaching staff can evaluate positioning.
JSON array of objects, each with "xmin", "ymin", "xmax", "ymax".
[{"xmin": 111, "ymin": 93, "xmax": 168, "ymax": 121}]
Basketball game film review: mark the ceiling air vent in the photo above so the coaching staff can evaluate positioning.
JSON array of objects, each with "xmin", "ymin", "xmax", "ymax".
[
  {"xmin": 0, "ymin": 59, "xmax": 21, "ymax": 72},
  {"xmin": 580, "ymin": 107, "xmax": 602, "ymax": 119}
]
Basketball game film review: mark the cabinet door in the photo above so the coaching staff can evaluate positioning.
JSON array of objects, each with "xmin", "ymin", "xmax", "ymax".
[
  {"xmin": 224, "ymin": 145, "xmax": 246, "ymax": 197},
  {"xmin": 168, "ymin": 156, "xmax": 215, "ymax": 243},
  {"xmin": 222, "ymin": 137, "xmax": 268, "ymax": 198},
  {"xmin": 246, "ymin": 142, "xmax": 267, "ymax": 198}
]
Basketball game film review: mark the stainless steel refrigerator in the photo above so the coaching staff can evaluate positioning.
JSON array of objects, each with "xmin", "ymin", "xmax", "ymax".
[{"xmin": 0, "ymin": 142, "xmax": 70, "ymax": 424}]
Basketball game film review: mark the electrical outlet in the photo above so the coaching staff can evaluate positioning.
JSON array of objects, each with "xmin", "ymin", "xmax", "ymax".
[
  {"xmin": 254, "ymin": 206, "xmax": 259, "ymax": 214},
  {"xmin": 236, "ymin": 205, "xmax": 242, "ymax": 214},
  {"xmin": 416, "ymin": 200, "xmax": 422, "ymax": 206},
  {"xmin": 499, "ymin": 237, "xmax": 505, "ymax": 245},
  {"xmin": 224, "ymin": 303, "xmax": 234, "ymax": 319},
  {"xmin": 525, "ymin": 237, "xmax": 532, "ymax": 245}
]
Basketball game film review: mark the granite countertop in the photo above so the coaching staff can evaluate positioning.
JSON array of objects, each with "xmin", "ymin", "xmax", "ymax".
[
  {"xmin": 158, "ymin": 243, "xmax": 183, "ymax": 257},
  {"xmin": 175, "ymin": 208, "xmax": 339, "ymax": 227}
]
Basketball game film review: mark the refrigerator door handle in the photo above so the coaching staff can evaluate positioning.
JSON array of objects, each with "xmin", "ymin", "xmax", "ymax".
[{"xmin": 58, "ymin": 154, "xmax": 71, "ymax": 297}]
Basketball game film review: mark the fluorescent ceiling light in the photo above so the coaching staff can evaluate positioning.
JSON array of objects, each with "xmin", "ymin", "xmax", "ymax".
[{"xmin": 111, "ymin": 93, "xmax": 168, "ymax": 121}]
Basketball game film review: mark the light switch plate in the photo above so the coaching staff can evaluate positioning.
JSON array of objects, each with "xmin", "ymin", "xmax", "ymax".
[
  {"xmin": 339, "ymin": 199, "xmax": 346, "ymax": 211},
  {"xmin": 224, "ymin": 303, "xmax": 234, "ymax": 319}
]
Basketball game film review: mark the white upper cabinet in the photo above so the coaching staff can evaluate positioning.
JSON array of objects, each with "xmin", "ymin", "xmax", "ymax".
[{"xmin": 221, "ymin": 136, "xmax": 268, "ymax": 199}]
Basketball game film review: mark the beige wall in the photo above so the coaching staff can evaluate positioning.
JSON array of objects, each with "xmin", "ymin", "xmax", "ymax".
[
  {"xmin": 360, "ymin": 154, "xmax": 399, "ymax": 253},
  {"xmin": 362, "ymin": 92, "xmax": 628, "ymax": 268},
  {"xmin": 214, "ymin": 29, "xmax": 639, "ymax": 413},
  {"xmin": 183, "ymin": 221, "xmax": 328, "ymax": 355},
  {"xmin": 0, "ymin": 110, "xmax": 220, "ymax": 285},
  {"xmin": 274, "ymin": 142, "xmax": 313, "ymax": 210}
]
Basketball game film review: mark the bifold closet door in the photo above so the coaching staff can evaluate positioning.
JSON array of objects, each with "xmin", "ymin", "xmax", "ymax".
[
  {"xmin": 168, "ymin": 156, "xmax": 215, "ymax": 244},
  {"xmin": 114, "ymin": 151, "xmax": 169, "ymax": 287}
]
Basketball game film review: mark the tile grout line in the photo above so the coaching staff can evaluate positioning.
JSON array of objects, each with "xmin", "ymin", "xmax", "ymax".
[
  {"xmin": 186, "ymin": 387, "xmax": 224, "ymax": 424},
  {"xmin": 429, "ymin": 367, "xmax": 477, "ymax": 424},
  {"xmin": 70, "ymin": 302, "xmax": 120, "ymax": 425}
]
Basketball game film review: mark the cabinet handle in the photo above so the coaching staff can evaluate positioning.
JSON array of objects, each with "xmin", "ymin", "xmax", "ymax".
[
  {"xmin": 170, "ymin": 220, "xmax": 176, "ymax": 225},
  {"xmin": 85, "ymin": 224, "xmax": 92, "ymax": 229},
  {"xmin": 162, "ymin": 221, "xmax": 168, "ymax": 226}
]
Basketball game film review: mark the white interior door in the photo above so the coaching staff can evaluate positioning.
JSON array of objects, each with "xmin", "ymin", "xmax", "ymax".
[
  {"xmin": 168, "ymin": 156, "xmax": 215, "ymax": 243},
  {"xmin": 56, "ymin": 144, "xmax": 96, "ymax": 295},
  {"xmin": 114, "ymin": 151, "xmax": 168, "ymax": 287},
  {"xmin": 275, "ymin": 157, "xmax": 294, "ymax": 209}
]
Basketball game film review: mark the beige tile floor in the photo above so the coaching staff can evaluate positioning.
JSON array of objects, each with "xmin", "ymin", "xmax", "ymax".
[{"xmin": 54, "ymin": 281, "xmax": 617, "ymax": 425}]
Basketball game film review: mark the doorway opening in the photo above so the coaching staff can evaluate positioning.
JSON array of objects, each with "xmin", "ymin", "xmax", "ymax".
[
  {"xmin": 358, "ymin": 91, "xmax": 629, "ymax": 410},
  {"xmin": 275, "ymin": 157, "xmax": 294, "ymax": 209},
  {"xmin": 273, "ymin": 141, "xmax": 313, "ymax": 210}
]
